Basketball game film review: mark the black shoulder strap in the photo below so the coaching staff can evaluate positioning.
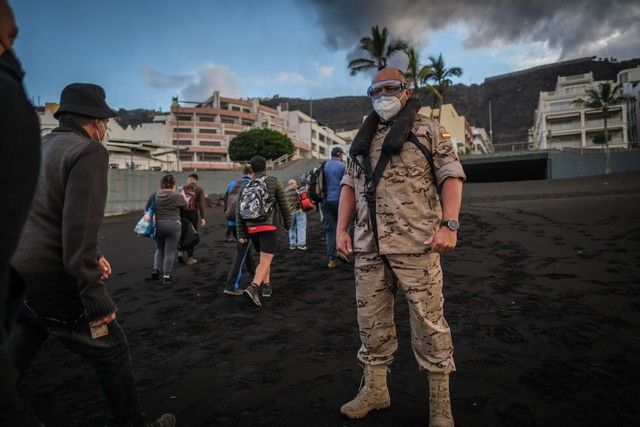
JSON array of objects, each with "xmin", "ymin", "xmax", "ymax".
[
  {"xmin": 362, "ymin": 150, "xmax": 392, "ymax": 255},
  {"xmin": 408, "ymin": 132, "xmax": 437, "ymax": 187}
]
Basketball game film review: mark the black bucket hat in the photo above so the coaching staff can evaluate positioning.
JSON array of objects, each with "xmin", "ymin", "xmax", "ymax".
[{"xmin": 53, "ymin": 83, "xmax": 117, "ymax": 119}]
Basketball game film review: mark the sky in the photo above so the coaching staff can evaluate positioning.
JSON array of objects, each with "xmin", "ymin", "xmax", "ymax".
[{"xmin": 11, "ymin": 0, "xmax": 640, "ymax": 111}]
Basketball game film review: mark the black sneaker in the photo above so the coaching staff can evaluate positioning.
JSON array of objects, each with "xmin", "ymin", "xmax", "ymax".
[
  {"xmin": 262, "ymin": 283, "xmax": 272, "ymax": 298},
  {"xmin": 162, "ymin": 275, "xmax": 177, "ymax": 285},
  {"xmin": 145, "ymin": 269, "xmax": 160, "ymax": 282},
  {"xmin": 244, "ymin": 283, "xmax": 262, "ymax": 307},
  {"xmin": 145, "ymin": 413, "xmax": 176, "ymax": 427}
]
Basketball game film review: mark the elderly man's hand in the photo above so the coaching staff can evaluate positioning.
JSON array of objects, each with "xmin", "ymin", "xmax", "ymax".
[
  {"xmin": 90, "ymin": 312, "xmax": 116, "ymax": 327},
  {"xmin": 424, "ymin": 228, "xmax": 457, "ymax": 254},
  {"xmin": 98, "ymin": 256, "xmax": 112, "ymax": 280},
  {"xmin": 0, "ymin": 0, "xmax": 18, "ymax": 55},
  {"xmin": 336, "ymin": 229, "xmax": 353, "ymax": 258}
]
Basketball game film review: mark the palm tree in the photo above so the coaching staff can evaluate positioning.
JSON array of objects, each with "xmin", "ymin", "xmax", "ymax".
[
  {"xmin": 427, "ymin": 53, "xmax": 463, "ymax": 116},
  {"xmin": 348, "ymin": 26, "xmax": 407, "ymax": 75},
  {"xmin": 403, "ymin": 46, "xmax": 439, "ymax": 103},
  {"xmin": 572, "ymin": 82, "xmax": 626, "ymax": 175}
]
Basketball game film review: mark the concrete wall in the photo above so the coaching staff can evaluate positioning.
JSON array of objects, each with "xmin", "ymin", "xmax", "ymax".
[
  {"xmin": 106, "ymin": 157, "xmax": 323, "ymax": 215},
  {"xmin": 548, "ymin": 150, "xmax": 640, "ymax": 179}
]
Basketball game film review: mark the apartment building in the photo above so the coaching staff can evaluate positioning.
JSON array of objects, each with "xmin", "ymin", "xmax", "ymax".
[
  {"xmin": 618, "ymin": 67, "xmax": 640, "ymax": 148},
  {"xmin": 170, "ymin": 91, "xmax": 290, "ymax": 170},
  {"xmin": 419, "ymin": 104, "xmax": 473, "ymax": 154},
  {"xmin": 532, "ymin": 72, "xmax": 628, "ymax": 149},
  {"xmin": 279, "ymin": 110, "xmax": 346, "ymax": 159},
  {"xmin": 470, "ymin": 126, "xmax": 493, "ymax": 154}
]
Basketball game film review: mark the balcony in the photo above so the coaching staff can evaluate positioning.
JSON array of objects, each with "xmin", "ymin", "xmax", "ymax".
[
  {"xmin": 180, "ymin": 161, "xmax": 236, "ymax": 171},
  {"xmin": 187, "ymin": 146, "xmax": 228, "ymax": 154}
]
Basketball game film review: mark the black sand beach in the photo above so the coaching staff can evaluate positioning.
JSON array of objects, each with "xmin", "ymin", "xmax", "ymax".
[{"xmin": 18, "ymin": 172, "xmax": 640, "ymax": 426}]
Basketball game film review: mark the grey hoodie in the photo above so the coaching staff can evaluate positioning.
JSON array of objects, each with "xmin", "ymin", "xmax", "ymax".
[{"xmin": 146, "ymin": 189, "xmax": 187, "ymax": 221}]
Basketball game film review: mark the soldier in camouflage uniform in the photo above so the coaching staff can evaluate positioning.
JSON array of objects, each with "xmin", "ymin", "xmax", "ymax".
[{"xmin": 337, "ymin": 68, "xmax": 465, "ymax": 427}]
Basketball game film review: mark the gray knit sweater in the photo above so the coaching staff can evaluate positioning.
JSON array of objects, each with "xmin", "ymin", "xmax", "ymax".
[{"xmin": 11, "ymin": 127, "xmax": 115, "ymax": 322}]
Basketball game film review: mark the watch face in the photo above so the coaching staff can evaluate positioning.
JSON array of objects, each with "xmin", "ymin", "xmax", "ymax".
[{"xmin": 447, "ymin": 219, "xmax": 460, "ymax": 230}]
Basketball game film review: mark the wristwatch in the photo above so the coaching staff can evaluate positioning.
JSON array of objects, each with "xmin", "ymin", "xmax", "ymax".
[{"xmin": 441, "ymin": 219, "xmax": 460, "ymax": 231}]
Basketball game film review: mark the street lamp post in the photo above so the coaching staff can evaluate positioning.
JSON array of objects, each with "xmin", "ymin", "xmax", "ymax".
[{"xmin": 488, "ymin": 97, "xmax": 493, "ymax": 146}]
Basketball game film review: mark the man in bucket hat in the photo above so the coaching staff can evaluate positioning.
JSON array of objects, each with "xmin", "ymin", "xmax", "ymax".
[{"xmin": 8, "ymin": 83, "xmax": 176, "ymax": 427}]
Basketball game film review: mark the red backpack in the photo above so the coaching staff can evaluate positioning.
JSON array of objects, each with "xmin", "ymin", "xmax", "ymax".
[
  {"xmin": 183, "ymin": 184, "xmax": 197, "ymax": 211},
  {"xmin": 298, "ymin": 189, "xmax": 314, "ymax": 212}
]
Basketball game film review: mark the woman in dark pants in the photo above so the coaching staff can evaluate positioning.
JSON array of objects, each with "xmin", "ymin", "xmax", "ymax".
[{"xmin": 146, "ymin": 174, "xmax": 187, "ymax": 284}]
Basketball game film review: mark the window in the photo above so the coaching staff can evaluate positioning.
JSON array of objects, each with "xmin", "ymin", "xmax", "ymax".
[
  {"xmin": 176, "ymin": 115, "xmax": 192, "ymax": 121},
  {"xmin": 242, "ymin": 120, "xmax": 253, "ymax": 127},
  {"xmin": 199, "ymin": 128, "xmax": 217, "ymax": 134},
  {"xmin": 221, "ymin": 117, "xmax": 236, "ymax": 124},
  {"xmin": 319, "ymin": 134, "xmax": 325, "ymax": 142},
  {"xmin": 172, "ymin": 140, "xmax": 192, "ymax": 145},
  {"xmin": 243, "ymin": 108, "xmax": 251, "ymax": 113},
  {"xmin": 312, "ymin": 130, "xmax": 317, "ymax": 139},
  {"xmin": 319, "ymin": 147, "xmax": 326, "ymax": 155},
  {"xmin": 199, "ymin": 141, "xmax": 221, "ymax": 146},
  {"xmin": 179, "ymin": 154, "xmax": 194, "ymax": 161},
  {"xmin": 231, "ymin": 106, "xmax": 241, "ymax": 111},
  {"xmin": 197, "ymin": 153, "xmax": 224, "ymax": 161},
  {"xmin": 198, "ymin": 115, "xmax": 214, "ymax": 122},
  {"xmin": 174, "ymin": 127, "xmax": 192, "ymax": 133}
]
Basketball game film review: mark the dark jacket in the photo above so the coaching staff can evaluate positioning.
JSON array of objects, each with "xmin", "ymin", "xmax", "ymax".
[
  {"xmin": 184, "ymin": 182, "xmax": 206, "ymax": 220},
  {"xmin": 235, "ymin": 172, "xmax": 292, "ymax": 239},
  {"xmin": 0, "ymin": 49, "xmax": 41, "ymax": 394},
  {"xmin": 284, "ymin": 186, "xmax": 300, "ymax": 213},
  {"xmin": 11, "ymin": 126, "xmax": 114, "ymax": 323}
]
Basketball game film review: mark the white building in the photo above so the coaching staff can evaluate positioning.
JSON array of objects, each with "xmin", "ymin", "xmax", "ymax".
[
  {"xmin": 37, "ymin": 103, "xmax": 176, "ymax": 170},
  {"xmin": 470, "ymin": 126, "xmax": 492, "ymax": 154},
  {"xmin": 279, "ymin": 110, "xmax": 347, "ymax": 159},
  {"xmin": 532, "ymin": 72, "xmax": 628, "ymax": 149},
  {"xmin": 618, "ymin": 67, "xmax": 640, "ymax": 148}
]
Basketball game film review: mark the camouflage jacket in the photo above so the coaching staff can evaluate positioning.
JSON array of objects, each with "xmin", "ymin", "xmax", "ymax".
[{"xmin": 341, "ymin": 114, "xmax": 466, "ymax": 255}]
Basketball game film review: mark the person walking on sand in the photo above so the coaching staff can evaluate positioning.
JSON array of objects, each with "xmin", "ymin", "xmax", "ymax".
[
  {"xmin": 321, "ymin": 147, "xmax": 347, "ymax": 268},
  {"xmin": 223, "ymin": 166, "xmax": 257, "ymax": 296},
  {"xmin": 336, "ymin": 68, "xmax": 465, "ymax": 426},
  {"xmin": 224, "ymin": 165, "xmax": 253, "ymax": 242},
  {"xmin": 236, "ymin": 156, "xmax": 291, "ymax": 307},
  {"xmin": 284, "ymin": 179, "xmax": 307, "ymax": 250},
  {"xmin": 178, "ymin": 173, "xmax": 206, "ymax": 265},
  {"xmin": 146, "ymin": 174, "xmax": 188, "ymax": 284},
  {"xmin": 8, "ymin": 83, "xmax": 175, "ymax": 427}
]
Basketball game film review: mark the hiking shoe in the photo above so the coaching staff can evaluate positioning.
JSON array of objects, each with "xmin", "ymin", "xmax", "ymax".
[
  {"xmin": 262, "ymin": 283, "xmax": 272, "ymax": 298},
  {"xmin": 145, "ymin": 269, "xmax": 160, "ymax": 282},
  {"xmin": 244, "ymin": 283, "xmax": 262, "ymax": 307},
  {"xmin": 162, "ymin": 276, "xmax": 177, "ymax": 285},
  {"xmin": 328, "ymin": 259, "xmax": 338, "ymax": 269},
  {"xmin": 289, "ymin": 245, "xmax": 296, "ymax": 250},
  {"xmin": 223, "ymin": 289, "xmax": 243, "ymax": 296},
  {"xmin": 185, "ymin": 257, "xmax": 198, "ymax": 265},
  {"xmin": 298, "ymin": 246, "xmax": 307, "ymax": 250},
  {"xmin": 145, "ymin": 413, "xmax": 176, "ymax": 427}
]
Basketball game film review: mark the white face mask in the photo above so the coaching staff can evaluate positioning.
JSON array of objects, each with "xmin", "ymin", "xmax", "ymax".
[
  {"xmin": 95, "ymin": 120, "xmax": 108, "ymax": 144},
  {"xmin": 372, "ymin": 93, "xmax": 405, "ymax": 121}
]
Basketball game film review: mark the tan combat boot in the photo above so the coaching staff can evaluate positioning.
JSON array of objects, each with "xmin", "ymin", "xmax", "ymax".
[
  {"xmin": 340, "ymin": 364, "xmax": 391, "ymax": 418},
  {"xmin": 428, "ymin": 372, "xmax": 454, "ymax": 427}
]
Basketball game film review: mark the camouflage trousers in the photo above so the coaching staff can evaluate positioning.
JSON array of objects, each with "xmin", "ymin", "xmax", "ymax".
[{"xmin": 354, "ymin": 252, "xmax": 455, "ymax": 373}]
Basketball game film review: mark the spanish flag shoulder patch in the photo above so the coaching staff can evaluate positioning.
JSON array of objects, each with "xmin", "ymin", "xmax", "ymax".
[{"xmin": 441, "ymin": 131, "xmax": 451, "ymax": 139}]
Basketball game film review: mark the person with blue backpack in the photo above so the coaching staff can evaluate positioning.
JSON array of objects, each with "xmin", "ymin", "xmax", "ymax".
[{"xmin": 236, "ymin": 156, "xmax": 291, "ymax": 307}]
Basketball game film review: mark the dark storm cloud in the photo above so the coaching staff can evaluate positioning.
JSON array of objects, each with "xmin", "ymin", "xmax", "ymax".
[{"xmin": 304, "ymin": 0, "xmax": 640, "ymax": 59}]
